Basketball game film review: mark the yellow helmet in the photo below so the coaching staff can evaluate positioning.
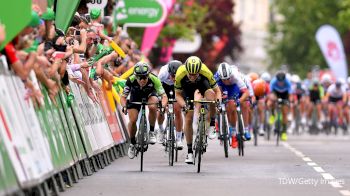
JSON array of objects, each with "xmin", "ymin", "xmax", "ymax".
[{"xmin": 185, "ymin": 56, "xmax": 202, "ymax": 74}]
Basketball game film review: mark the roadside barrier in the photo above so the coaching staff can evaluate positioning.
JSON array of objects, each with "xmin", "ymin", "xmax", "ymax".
[{"xmin": 0, "ymin": 56, "xmax": 129, "ymax": 196}]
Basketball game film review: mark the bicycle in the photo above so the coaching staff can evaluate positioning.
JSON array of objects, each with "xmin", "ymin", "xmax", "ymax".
[
  {"xmin": 164, "ymin": 91, "xmax": 177, "ymax": 166},
  {"xmin": 274, "ymin": 98, "xmax": 287, "ymax": 146},
  {"xmin": 233, "ymin": 96, "xmax": 245, "ymax": 156},
  {"xmin": 127, "ymin": 99, "xmax": 160, "ymax": 172},
  {"xmin": 252, "ymin": 103, "xmax": 259, "ymax": 146},
  {"xmin": 188, "ymin": 99, "xmax": 217, "ymax": 173},
  {"xmin": 217, "ymin": 98, "xmax": 229, "ymax": 158}
]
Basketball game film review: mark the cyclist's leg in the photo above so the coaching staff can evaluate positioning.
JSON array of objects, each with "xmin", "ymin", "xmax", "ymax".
[
  {"xmin": 201, "ymin": 81, "xmax": 217, "ymax": 139},
  {"xmin": 258, "ymin": 98, "xmax": 265, "ymax": 134},
  {"xmin": 147, "ymin": 95, "xmax": 159, "ymax": 144},
  {"xmin": 127, "ymin": 106, "xmax": 140, "ymax": 158}
]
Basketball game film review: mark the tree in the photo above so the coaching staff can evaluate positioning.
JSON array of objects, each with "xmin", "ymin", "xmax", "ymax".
[{"xmin": 267, "ymin": 0, "xmax": 342, "ymax": 77}]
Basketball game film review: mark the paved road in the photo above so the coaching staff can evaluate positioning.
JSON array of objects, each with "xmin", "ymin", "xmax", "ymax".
[{"xmin": 62, "ymin": 133, "xmax": 350, "ymax": 196}]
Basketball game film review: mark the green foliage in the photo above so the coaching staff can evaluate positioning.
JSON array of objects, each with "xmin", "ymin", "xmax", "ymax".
[{"xmin": 267, "ymin": 0, "xmax": 343, "ymax": 77}]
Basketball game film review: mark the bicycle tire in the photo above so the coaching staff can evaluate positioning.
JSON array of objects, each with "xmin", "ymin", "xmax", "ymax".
[
  {"xmin": 253, "ymin": 108, "xmax": 258, "ymax": 146},
  {"xmin": 222, "ymin": 112, "xmax": 229, "ymax": 158},
  {"xmin": 196, "ymin": 117, "xmax": 204, "ymax": 173},
  {"xmin": 139, "ymin": 115, "xmax": 146, "ymax": 172},
  {"xmin": 237, "ymin": 111, "xmax": 244, "ymax": 156},
  {"xmin": 168, "ymin": 115, "xmax": 175, "ymax": 166},
  {"xmin": 276, "ymin": 111, "xmax": 281, "ymax": 147}
]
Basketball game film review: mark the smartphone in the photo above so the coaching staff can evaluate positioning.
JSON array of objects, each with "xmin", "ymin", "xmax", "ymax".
[
  {"xmin": 52, "ymin": 51, "xmax": 65, "ymax": 59},
  {"xmin": 85, "ymin": 14, "xmax": 91, "ymax": 23},
  {"xmin": 75, "ymin": 30, "xmax": 80, "ymax": 36}
]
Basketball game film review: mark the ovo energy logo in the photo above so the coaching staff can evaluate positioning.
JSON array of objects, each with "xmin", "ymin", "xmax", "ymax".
[{"xmin": 115, "ymin": 0, "xmax": 167, "ymax": 27}]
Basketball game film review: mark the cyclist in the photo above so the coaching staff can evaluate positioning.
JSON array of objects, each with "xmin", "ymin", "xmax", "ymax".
[
  {"xmin": 121, "ymin": 62, "xmax": 168, "ymax": 159},
  {"xmin": 324, "ymin": 78, "xmax": 347, "ymax": 132},
  {"xmin": 268, "ymin": 71, "xmax": 292, "ymax": 141},
  {"xmin": 215, "ymin": 62, "xmax": 250, "ymax": 148},
  {"xmin": 175, "ymin": 56, "xmax": 221, "ymax": 164},
  {"xmin": 307, "ymin": 79, "xmax": 324, "ymax": 129},
  {"xmin": 290, "ymin": 75, "xmax": 307, "ymax": 130},
  {"xmin": 156, "ymin": 60, "xmax": 184, "ymax": 149}
]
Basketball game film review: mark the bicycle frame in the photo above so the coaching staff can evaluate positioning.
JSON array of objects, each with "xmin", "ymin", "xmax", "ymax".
[
  {"xmin": 190, "ymin": 99, "xmax": 216, "ymax": 173},
  {"xmin": 165, "ymin": 91, "xmax": 176, "ymax": 166},
  {"xmin": 275, "ymin": 98, "xmax": 284, "ymax": 146}
]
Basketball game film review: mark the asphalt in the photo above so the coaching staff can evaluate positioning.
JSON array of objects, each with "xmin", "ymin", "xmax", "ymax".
[{"xmin": 61, "ymin": 133, "xmax": 350, "ymax": 196}]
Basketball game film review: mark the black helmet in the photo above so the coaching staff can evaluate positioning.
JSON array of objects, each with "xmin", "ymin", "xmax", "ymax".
[
  {"xmin": 134, "ymin": 62, "xmax": 150, "ymax": 76},
  {"xmin": 168, "ymin": 60, "xmax": 182, "ymax": 76},
  {"xmin": 276, "ymin": 71, "xmax": 286, "ymax": 82}
]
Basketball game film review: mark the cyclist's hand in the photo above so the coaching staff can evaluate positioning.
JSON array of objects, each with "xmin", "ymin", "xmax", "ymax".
[
  {"xmin": 122, "ymin": 106, "xmax": 128, "ymax": 115},
  {"xmin": 182, "ymin": 105, "xmax": 190, "ymax": 114}
]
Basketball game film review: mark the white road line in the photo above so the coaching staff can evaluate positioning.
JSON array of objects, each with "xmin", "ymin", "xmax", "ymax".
[
  {"xmin": 302, "ymin": 157, "xmax": 312, "ymax": 162},
  {"xmin": 313, "ymin": 167, "xmax": 325, "ymax": 173},
  {"xmin": 284, "ymin": 142, "xmax": 347, "ymax": 192},
  {"xmin": 340, "ymin": 190, "xmax": 350, "ymax": 196},
  {"xmin": 330, "ymin": 182, "xmax": 343, "ymax": 188},
  {"xmin": 322, "ymin": 173, "xmax": 335, "ymax": 180}
]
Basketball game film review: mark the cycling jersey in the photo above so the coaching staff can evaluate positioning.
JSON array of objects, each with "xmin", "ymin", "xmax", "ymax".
[
  {"xmin": 327, "ymin": 84, "xmax": 346, "ymax": 99},
  {"xmin": 214, "ymin": 72, "xmax": 247, "ymax": 98},
  {"xmin": 174, "ymin": 64, "xmax": 217, "ymax": 90},
  {"xmin": 309, "ymin": 85, "xmax": 324, "ymax": 103},
  {"xmin": 158, "ymin": 64, "xmax": 173, "ymax": 86},
  {"xmin": 270, "ymin": 78, "xmax": 292, "ymax": 94},
  {"xmin": 239, "ymin": 72, "xmax": 254, "ymax": 97},
  {"xmin": 123, "ymin": 73, "xmax": 165, "ymax": 98}
]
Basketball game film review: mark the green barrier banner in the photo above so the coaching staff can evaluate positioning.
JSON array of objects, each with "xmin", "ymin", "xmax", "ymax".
[
  {"xmin": 70, "ymin": 83, "xmax": 100, "ymax": 154},
  {"xmin": 79, "ymin": 87, "xmax": 114, "ymax": 151},
  {"xmin": 59, "ymin": 91, "xmax": 88, "ymax": 161},
  {"xmin": 0, "ymin": 108, "xmax": 19, "ymax": 195},
  {"xmin": 0, "ymin": 1, "xmax": 31, "ymax": 50},
  {"xmin": 0, "ymin": 57, "xmax": 53, "ymax": 187}
]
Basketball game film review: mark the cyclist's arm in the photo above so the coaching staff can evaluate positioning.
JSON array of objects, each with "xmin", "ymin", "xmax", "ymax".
[
  {"xmin": 160, "ymin": 93, "xmax": 168, "ymax": 108},
  {"xmin": 213, "ymin": 85, "xmax": 222, "ymax": 101}
]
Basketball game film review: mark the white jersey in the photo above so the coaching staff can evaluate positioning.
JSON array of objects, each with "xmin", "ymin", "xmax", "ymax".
[
  {"xmin": 327, "ymin": 84, "xmax": 346, "ymax": 98},
  {"xmin": 239, "ymin": 73, "xmax": 254, "ymax": 97},
  {"xmin": 158, "ymin": 64, "xmax": 173, "ymax": 86}
]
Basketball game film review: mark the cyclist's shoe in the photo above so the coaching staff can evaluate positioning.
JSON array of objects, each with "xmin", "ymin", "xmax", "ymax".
[
  {"xmin": 231, "ymin": 135, "xmax": 238, "ymax": 148},
  {"xmin": 258, "ymin": 127, "xmax": 265, "ymax": 136},
  {"xmin": 185, "ymin": 153, "xmax": 194, "ymax": 164},
  {"xmin": 157, "ymin": 130, "xmax": 165, "ymax": 144},
  {"xmin": 149, "ymin": 132, "xmax": 157, "ymax": 145},
  {"xmin": 128, "ymin": 144, "xmax": 136, "ymax": 159},
  {"xmin": 207, "ymin": 126, "xmax": 217, "ymax": 140},
  {"xmin": 317, "ymin": 122, "xmax": 323, "ymax": 130},
  {"xmin": 281, "ymin": 132, "xmax": 288, "ymax": 141},
  {"xmin": 242, "ymin": 131, "xmax": 251, "ymax": 141},
  {"xmin": 301, "ymin": 117, "xmax": 307, "ymax": 125},
  {"xmin": 176, "ymin": 140, "xmax": 184, "ymax": 150}
]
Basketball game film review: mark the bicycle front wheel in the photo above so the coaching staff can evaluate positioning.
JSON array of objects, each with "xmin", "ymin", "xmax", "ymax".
[
  {"xmin": 196, "ymin": 119, "xmax": 204, "ymax": 173},
  {"xmin": 237, "ymin": 112, "xmax": 244, "ymax": 156},
  {"xmin": 168, "ymin": 115, "xmax": 175, "ymax": 166},
  {"xmin": 139, "ymin": 115, "xmax": 147, "ymax": 172},
  {"xmin": 221, "ymin": 113, "xmax": 229, "ymax": 158}
]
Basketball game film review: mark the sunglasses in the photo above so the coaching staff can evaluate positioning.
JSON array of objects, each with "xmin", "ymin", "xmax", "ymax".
[{"xmin": 136, "ymin": 75, "xmax": 148, "ymax": 80}]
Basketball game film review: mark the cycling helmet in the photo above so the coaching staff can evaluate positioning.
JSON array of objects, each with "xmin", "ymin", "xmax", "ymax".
[
  {"xmin": 217, "ymin": 62, "xmax": 232, "ymax": 80},
  {"xmin": 185, "ymin": 56, "xmax": 202, "ymax": 74},
  {"xmin": 291, "ymin": 74, "xmax": 301, "ymax": 83},
  {"xmin": 134, "ymin": 62, "xmax": 150, "ymax": 76},
  {"xmin": 248, "ymin": 72, "xmax": 259, "ymax": 82},
  {"xmin": 321, "ymin": 74, "xmax": 332, "ymax": 84},
  {"xmin": 261, "ymin": 72, "xmax": 271, "ymax": 82},
  {"xmin": 276, "ymin": 71, "xmax": 286, "ymax": 82},
  {"xmin": 168, "ymin": 60, "xmax": 182, "ymax": 76}
]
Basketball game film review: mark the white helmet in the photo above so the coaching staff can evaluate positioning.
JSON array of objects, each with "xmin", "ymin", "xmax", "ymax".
[
  {"xmin": 321, "ymin": 74, "xmax": 332, "ymax": 84},
  {"xmin": 260, "ymin": 72, "xmax": 271, "ymax": 82},
  {"xmin": 286, "ymin": 73, "xmax": 292, "ymax": 81},
  {"xmin": 291, "ymin": 74, "xmax": 301, "ymax": 83},
  {"xmin": 217, "ymin": 62, "xmax": 232, "ymax": 80}
]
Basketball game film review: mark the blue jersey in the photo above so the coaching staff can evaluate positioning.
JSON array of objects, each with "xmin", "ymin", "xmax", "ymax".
[
  {"xmin": 270, "ymin": 77, "xmax": 292, "ymax": 94},
  {"xmin": 214, "ymin": 72, "xmax": 241, "ymax": 98}
]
